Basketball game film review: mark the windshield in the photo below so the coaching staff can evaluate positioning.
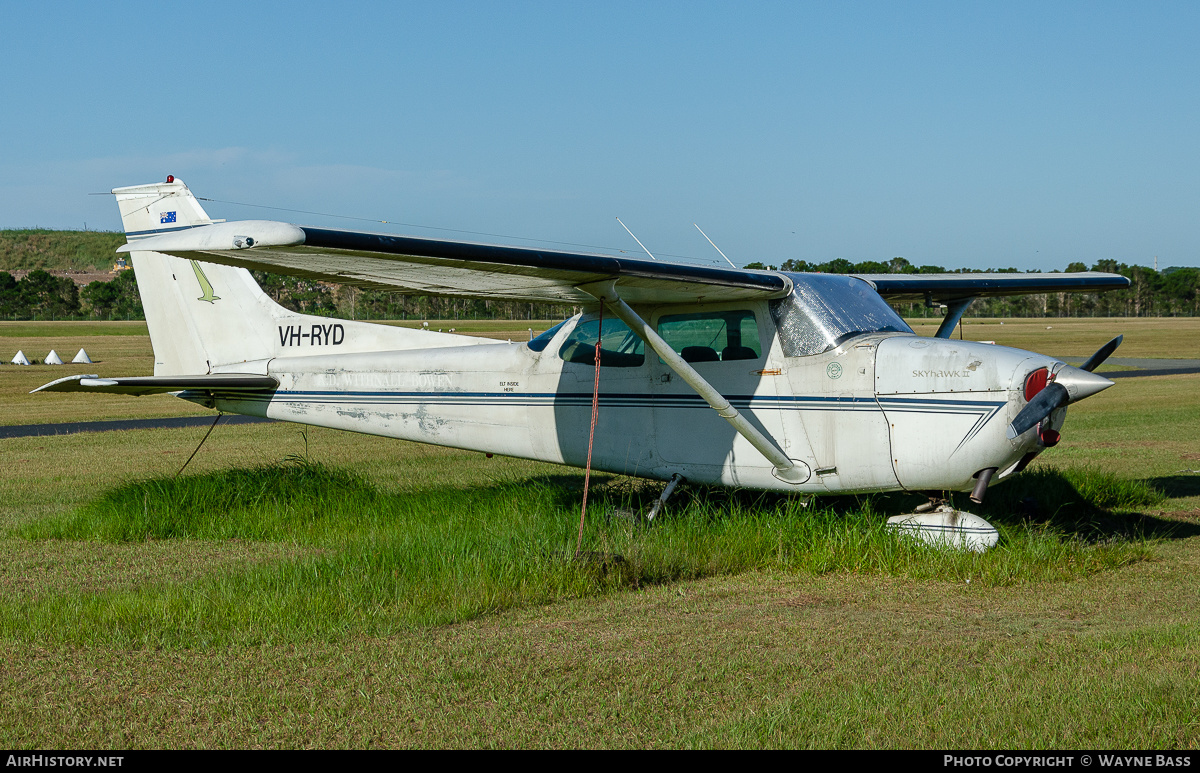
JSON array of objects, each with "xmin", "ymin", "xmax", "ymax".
[{"xmin": 770, "ymin": 274, "xmax": 912, "ymax": 357}]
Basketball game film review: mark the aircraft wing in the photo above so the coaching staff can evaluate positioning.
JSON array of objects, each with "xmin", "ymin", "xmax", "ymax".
[
  {"xmin": 119, "ymin": 221, "xmax": 791, "ymax": 306},
  {"xmin": 119, "ymin": 220, "xmax": 1129, "ymax": 306},
  {"xmin": 852, "ymin": 272, "xmax": 1130, "ymax": 303}
]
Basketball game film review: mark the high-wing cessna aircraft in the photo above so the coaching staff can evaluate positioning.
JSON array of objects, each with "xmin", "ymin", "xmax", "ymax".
[{"xmin": 38, "ymin": 178, "xmax": 1128, "ymax": 542}]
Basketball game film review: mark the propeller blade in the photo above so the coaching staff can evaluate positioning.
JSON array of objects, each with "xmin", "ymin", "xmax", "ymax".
[
  {"xmin": 1079, "ymin": 335, "xmax": 1123, "ymax": 373},
  {"xmin": 1007, "ymin": 382, "xmax": 1068, "ymax": 439}
]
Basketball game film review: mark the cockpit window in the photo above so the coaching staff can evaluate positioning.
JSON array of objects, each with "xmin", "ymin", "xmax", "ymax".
[
  {"xmin": 558, "ymin": 316, "xmax": 645, "ymax": 367},
  {"xmin": 770, "ymin": 274, "xmax": 912, "ymax": 357}
]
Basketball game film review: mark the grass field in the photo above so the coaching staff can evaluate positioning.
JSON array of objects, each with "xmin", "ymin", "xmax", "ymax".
[{"xmin": 0, "ymin": 317, "xmax": 1198, "ymax": 748}]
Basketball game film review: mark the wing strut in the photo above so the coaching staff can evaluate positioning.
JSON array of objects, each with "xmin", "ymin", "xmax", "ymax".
[
  {"xmin": 935, "ymin": 297, "xmax": 976, "ymax": 339},
  {"xmin": 578, "ymin": 280, "xmax": 810, "ymax": 485}
]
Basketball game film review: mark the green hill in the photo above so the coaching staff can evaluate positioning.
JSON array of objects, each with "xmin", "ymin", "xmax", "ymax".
[{"xmin": 0, "ymin": 230, "xmax": 126, "ymax": 271}]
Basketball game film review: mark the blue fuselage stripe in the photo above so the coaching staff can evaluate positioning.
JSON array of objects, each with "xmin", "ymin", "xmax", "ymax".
[{"xmin": 216, "ymin": 388, "xmax": 1005, "ymax": 413}]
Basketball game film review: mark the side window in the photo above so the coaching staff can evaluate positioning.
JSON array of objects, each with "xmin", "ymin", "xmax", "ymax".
[
  {"xmin": 527, "ymin": 320, "xmax": 568, "ymax": 352},
  {"xmin": 558, "ymin": 317, "xmax": 645, "ymax": 368},
  {"xmin": 657, "ymin": 310, "xmax": 762, "ymax": 363}
]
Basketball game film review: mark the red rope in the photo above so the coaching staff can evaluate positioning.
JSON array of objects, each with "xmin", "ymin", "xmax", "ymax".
[{"xmin": 575, "ymin": 305, "xmax": 603, "ymax": 558}]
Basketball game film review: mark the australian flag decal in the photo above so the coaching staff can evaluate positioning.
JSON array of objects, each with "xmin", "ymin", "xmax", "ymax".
[{"xmin": 160, "ymin": 211, "xmax": 177, "ymax": 224}]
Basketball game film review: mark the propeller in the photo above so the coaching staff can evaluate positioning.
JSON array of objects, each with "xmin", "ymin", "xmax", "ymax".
[
  {"xmin": 1006, "ymin": 336, "xmax": 1123, "ymax": 440},
  {"xmin": 1079, "ymin": 335, "xmax": 1123, "ymax": 373},
  {"xmin": 1008, "ymin": 382, "xmax": 1069, "ymax": 438}
]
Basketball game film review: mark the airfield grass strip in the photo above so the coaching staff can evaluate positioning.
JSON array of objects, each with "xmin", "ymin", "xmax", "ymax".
[{"xmin": 4, "ymin": 460, "xmax": 1160, "ymax": 648}]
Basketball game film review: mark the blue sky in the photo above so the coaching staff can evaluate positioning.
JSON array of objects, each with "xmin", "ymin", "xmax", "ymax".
[{"xmin": 2, "ymin": 1, "xmax": 1197, "ymax": 270}]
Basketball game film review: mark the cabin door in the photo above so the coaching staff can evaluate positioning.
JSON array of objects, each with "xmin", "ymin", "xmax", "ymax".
[{"xmin": 649, "ymin": 305, "xmax": 794, "ymax": 484}]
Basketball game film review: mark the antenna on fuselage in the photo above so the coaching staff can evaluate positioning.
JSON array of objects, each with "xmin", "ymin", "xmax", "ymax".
[
  {"xmin": 615, "ymin": 217, "xmax": 658, "ymax": 261},
  {"xmin": 693, "ymin": 223, "xmax": 737, "ymax": 268}
]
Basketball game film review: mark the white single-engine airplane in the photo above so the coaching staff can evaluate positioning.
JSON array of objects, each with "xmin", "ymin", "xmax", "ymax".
[{"xmin": 37, "ymin": 178, "xmax": 1129, "ymax": 546}]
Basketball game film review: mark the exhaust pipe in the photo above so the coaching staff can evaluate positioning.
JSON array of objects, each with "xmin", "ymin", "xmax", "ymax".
[{"xmin": 970, "ymin": 467, "xmax": 997, "ymax": 504}]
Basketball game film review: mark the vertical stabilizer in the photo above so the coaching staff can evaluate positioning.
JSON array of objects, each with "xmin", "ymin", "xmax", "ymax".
[
  {"xmin": 113, "ymin": 176, "xmax": 214, "ymax": 240},
  {"xmin": 114, "ymin": 178, "xmax": 286, "ymax": 376},
  {"xmin": 113, "ymin": 178, "xmax": 469, "ymax": 377}
]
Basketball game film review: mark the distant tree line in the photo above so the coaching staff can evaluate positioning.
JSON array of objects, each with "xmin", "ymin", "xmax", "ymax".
[
  {"xmin": 743, "ymin": 256, "xmax": 1200, "ymax": 318},
  {"xmin": 3, "ymin": 255, "xmax": 1198, "ymax": 321},
  {"xmin": 0, "ymin": 267, "xmax": 568, "ymax": 321},
  {"xmin": 0, "ymin": 269, "xmax": 143, "ymax": 320}
]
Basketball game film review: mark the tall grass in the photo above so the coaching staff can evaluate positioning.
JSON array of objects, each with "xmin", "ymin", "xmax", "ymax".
[{"xmin": 6, "ymin": 460, "xmax": 1159, "ymax": 648}]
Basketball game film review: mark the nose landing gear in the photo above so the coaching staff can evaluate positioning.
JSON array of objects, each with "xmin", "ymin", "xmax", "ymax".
[{"xmin": 888, "ymin": 489, "xmax": 999, "ymax": 552}]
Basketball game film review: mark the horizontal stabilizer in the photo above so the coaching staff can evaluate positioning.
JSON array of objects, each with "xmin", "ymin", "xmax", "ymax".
[{"xmin": 32, "ymin": 373, "xmax": 279, "ymax": 397}]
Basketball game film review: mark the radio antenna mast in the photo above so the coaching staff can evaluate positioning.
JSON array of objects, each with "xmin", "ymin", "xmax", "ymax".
[
  {"xmin": 693, "ymin": 223, "xmax": 737, "ymax": 268},
  {"xmin": 615, "ymin": 217, "xmax": 657, "ymax": 261}
]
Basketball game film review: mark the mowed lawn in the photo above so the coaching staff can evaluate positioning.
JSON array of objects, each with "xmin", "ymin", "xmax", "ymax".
[{"xmin": 0, "ymin": 317, "xmax": 1197, "ymax": 748}]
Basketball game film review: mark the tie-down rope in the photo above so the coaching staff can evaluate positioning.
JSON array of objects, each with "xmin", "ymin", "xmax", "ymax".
[{"xmin": 575, "ymin": 304, "xmax": 604, "ymax": 558}]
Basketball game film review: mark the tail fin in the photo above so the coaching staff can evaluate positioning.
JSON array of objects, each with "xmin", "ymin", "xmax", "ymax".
[
  {"xmin": 113, "ymin": 178, "xmax": 481, "ymax": 377},
  {"xmin": 113, "ymin": 176, "xmax": 214, "ymax": 239},
  {"xmin": 115, "ymin": 178, "xmax": 290, "ymax": 376}
]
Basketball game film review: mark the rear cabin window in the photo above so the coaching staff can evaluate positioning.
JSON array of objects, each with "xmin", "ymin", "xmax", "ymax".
[
  {"xmin": 527, "ymin": 320, "xmax": 568, "ymax": 352},
  {"xmin": 656, "ymin": 310, "xmax": 762, "ymax": 363},
  {"xmin": 558, "ymin": 317, "xmax": 645, "ymax": 368}
]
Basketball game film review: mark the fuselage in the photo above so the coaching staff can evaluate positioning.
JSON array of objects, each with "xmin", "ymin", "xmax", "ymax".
[
  {"xmin": 99, "ymin": 178, "xmax": 1117, "ymax": 499},
  {"xmin": 197, "ymin": 298, "xmax": 1061, "ymax": 496}
]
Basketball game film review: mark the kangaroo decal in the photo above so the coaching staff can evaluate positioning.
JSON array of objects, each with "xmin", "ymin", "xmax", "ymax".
[{"xmin": 189, "ymin": 260, "xmax": 221, "ymax": 303}]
